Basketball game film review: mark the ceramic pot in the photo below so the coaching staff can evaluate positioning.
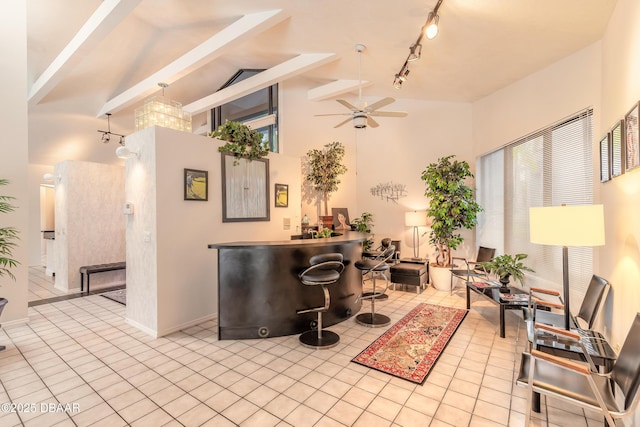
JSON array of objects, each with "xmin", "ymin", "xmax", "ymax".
[{"xmin": 430, "ymin": 265, "xmax": 452, "ymax": 291}]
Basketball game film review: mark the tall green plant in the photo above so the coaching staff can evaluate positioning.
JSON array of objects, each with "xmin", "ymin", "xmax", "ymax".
[
  {"xmin": 421, "ymin": 155, "xmax": 482, "ymax": 267},
  {"xmin": 352, "ymin": 212, "xmax": 374, "ymax": 252},
  {"xmin": 305, "ymin": 141, "xmax": 347, "ymax": 216},
  {"xmin": 0, "ymin": 179, "xmax": 19, "ymax": 281}
]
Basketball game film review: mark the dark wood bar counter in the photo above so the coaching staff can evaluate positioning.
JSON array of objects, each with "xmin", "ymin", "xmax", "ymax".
[{"xmin": 208, "ymin": 232, "xmax": 367, "ymax": 339}]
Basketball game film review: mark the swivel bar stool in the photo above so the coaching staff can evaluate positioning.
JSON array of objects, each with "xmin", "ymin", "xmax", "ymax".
[
  {"xmin": 355, "ymin": 245, "xmax": 395, "ymax": 327},
  {"xmin": 297, "ymin": 253, "xmax": 345, "ymax": 349}
]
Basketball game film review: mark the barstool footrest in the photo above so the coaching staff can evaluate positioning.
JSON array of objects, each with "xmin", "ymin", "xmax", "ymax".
[
  {"xmin": 360, "ymin": 291, "xmax": 389, "ymax": 301},
  {"xmin": 355, "ymin": 312, "xmax": 391, "ymax": 327},
  {"xmin": 299, "ymin": 330, "xmax": 340, "ymax": 349}
]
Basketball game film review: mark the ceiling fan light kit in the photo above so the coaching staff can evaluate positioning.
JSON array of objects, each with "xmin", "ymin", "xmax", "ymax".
[
  {"xmin": 316, "ymin": 44, "xmax": 407, "ymax": 129},
  {"xmin": 393, "ymin": 0, "xmax": 444, "ymax": 89}
]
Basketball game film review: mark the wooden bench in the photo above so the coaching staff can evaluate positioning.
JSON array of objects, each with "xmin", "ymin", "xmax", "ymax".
[{"xmin": 80, "ymin": 262, "xmax": 126, "ymax": 294}]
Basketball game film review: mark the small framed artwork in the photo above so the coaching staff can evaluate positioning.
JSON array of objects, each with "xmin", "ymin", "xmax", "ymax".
[
  {"xmin": 599, "ymin": 134, "xmax": 611, "ymax": 182},
  {"xmin": 184, "ymin": 168, "xmax": 208, "ymax": 201},
  {"xmin": 611, "ymin": 120, "xmax": 625, "ymax": 178},
  {"xmin": 332, "ymin": 208, "xmax": 350, "ymax": 231},
  {"xmin": 274, "ymin": 183, "xmax": 288, "ymax": 207},
  {"xmin": 625, "ymin": 102, "xmax": 640, "ymax": 171}
]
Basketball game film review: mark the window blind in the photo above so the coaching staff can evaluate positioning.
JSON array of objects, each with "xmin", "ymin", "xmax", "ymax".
[{"xmin": 477, "ymin": 109, "xmax": 594, "ymax": 295}]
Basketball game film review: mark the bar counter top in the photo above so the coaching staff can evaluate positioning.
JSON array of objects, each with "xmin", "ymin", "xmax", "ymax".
[{"xmin": 208, "ymin": 231, "xmax": 368, "ymax": 249}]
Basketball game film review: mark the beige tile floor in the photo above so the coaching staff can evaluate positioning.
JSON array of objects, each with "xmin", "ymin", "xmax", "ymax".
[{"xmin": 0, "ymin": 269, "xmax": 605, "ymax": 426}]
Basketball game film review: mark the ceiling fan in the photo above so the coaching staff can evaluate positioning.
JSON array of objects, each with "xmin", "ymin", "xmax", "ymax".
[{"xmin": 315, "ymin": 44, "xmax": 408, "ymax": 129}]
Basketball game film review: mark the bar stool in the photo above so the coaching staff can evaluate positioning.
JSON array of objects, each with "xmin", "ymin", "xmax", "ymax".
[
  {"xmin": 355, "ymin": 245, "xmax": 395, "ymax": 327},
  {"xmin": 297, "ymin": 253, "xmax": 345, "ymax": 349}
]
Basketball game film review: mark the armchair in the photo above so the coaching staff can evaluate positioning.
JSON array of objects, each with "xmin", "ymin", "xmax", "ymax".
[
  {"xmin": 449, "ymin": 246, "xmax": 496, "ymax": 294},
  {"xmin": 524, "ymin": 274, "xmax": 610, "ymax": 335},
  {"xmin": 516, "ymin": 314, "xmax": 640, "ymax": 426}
]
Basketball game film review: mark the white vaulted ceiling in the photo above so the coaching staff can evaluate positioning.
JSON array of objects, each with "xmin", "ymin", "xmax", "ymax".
[{"xmin": 26, "ymin": 0, "xmax": 616, "ymax": 165}]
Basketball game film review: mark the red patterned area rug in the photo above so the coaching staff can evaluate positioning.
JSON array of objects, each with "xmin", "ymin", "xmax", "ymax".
[{"xmin": 352, "ymin": 303, "xmax": 467, "ymax": 384}]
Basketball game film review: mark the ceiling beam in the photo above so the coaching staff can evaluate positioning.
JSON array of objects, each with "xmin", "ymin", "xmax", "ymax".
[
  {"xmin": 29, "ymin": 0, "xmax": 141, "ymax": 105},
  {"xmin": 307, "ymin": 79, "xmax": 372, "ymax": 101},
  {"xmin": 183, "ymin": 53, "xmax": 337, "ymax": 115},
  {"xmin": 97, "ymin": 9, "xmax": 288, "ymax": 117}
]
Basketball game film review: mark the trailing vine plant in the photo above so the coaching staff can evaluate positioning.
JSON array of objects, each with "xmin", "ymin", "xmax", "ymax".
[
  {"xmin": 0, "ymin": 179, "xmax": 20, "ymax": 281},
  {"xmin": 209, "ymin": 120, "xmax": 269, "ymax": 164}
]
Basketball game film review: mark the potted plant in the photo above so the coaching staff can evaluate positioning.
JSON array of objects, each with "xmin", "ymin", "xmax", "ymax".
[
  {"xmin": 480, "ymin": 253, "xmax": 534, "ymax": 287},
  {"xmin": 421, "ymin": 155, "xmax": 482, "ymax": 290},
  {"xmin": 209, "ymin": 120, "xmax": 269, "ymax": 164},
  {"xmin": 305, "ymin": 141, "xmax": 347, "ymax": 227},
  {"xmin": 352, "ymin": 212, "xmax": 374, "ymax": 252},
  {"xmin": 0, "ymin": 179, "xmax": 19, "ymax": 342}
]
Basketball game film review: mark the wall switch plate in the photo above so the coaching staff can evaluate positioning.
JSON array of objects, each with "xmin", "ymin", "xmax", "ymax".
[{"xmin": 144, "ymin": 231, "xmax": 151, "ymax": 242}]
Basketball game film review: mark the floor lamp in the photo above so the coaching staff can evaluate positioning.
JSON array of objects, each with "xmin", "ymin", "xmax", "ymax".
[
  {"xmin": 529, "ymin": 205, "xmax": 605, "ymax": 330},
  {"xmin": 405, "ymin": 211, "xmax": 428, "ymax": 260}
]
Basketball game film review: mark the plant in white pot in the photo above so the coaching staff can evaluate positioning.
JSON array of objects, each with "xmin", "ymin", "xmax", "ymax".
[
  {"xmin": 421, "ymin": 155, "xmax": 482, "ymax": 290},
  {"xmin": 304, "ymin": 141, "xmax": 347, "ymax": 227},
  {"xmin": 0, "ymin": 179, "xmax": 19, "ymax": 350}
]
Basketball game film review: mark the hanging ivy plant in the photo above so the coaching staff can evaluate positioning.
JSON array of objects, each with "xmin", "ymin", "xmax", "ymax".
[{"xmin": 208, "ymin": 120, "xmax": 269, "ymax": 164}]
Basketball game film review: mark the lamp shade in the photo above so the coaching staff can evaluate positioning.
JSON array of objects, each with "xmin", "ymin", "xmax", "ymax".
[
  {"xmin": 405, "ymin": 211, "xmax": 428, "ymax": 227},
  {"xmin": 530, "ymin": 205, "xmax": 605, "ymax": 247}
]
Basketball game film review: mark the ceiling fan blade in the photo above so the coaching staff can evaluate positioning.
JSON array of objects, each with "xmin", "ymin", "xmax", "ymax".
[
  {"xmin": 336, "ymin": 99, "xmax": 359, "ymax": 111},
  {"xmin": 364, "ymin": 97, "xmax": 395, "ymax": 113},
  {"xmin": 334, "ymin": 117, "xmax": 353, "ymax": 128},
  {"xmin": 369, "ymin": 111, "xmax": 408, "ymax": 117},
  {"xmin": 314, "ymin": 113, "xmax": 352, "ymax": 117},
  {"xmin": 367, "ymin": 116, "xmax": 380, "ymax": 128}
]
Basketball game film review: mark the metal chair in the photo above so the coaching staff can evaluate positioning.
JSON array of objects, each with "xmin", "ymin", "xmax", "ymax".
[
  {"xmin": 297, "ymin": 253, "xmax": 344, "ymax": 349},
  {"xmin": 449, "ymin": 246, "xmax": 496, "ymax": 294},
  {"xmin": 355, "ymin": 244, "xmax": 395, "ymax": 327},
  {"xmin": 523, "ymin": 274, "xmax": 610, "ymax": 337},
  {"xmin": 517, "ymin": 314, "xmax": 640, "ymax": 426}
]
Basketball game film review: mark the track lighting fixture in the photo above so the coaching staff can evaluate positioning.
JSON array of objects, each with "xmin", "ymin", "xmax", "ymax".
[
  {"xmin": 407, "ymin": 43, "xmax": 422, "ymax": 62},
  {"xmin": 392, "ymin": 0, "xmax": 444, "ymax": 89},
  {"xmin": 97, "ymin": 113, "xmax": 126, "ymax": 145}
]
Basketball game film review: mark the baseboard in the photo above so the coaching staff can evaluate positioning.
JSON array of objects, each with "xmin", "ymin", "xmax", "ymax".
[{"xmin": 125, "ymin": 313, "xmax": 218, "ymax": 339}]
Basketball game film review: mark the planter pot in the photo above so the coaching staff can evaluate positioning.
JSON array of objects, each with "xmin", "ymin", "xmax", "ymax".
[
  {"xmin": 429, "ymin": 265, "xmax": 452, "ymax": 291},
  {"xmin": 319, "ymin": 216, "xmax": 334, "ymax": 229}
]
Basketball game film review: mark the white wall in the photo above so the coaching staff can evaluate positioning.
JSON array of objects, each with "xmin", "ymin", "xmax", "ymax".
[
  {"xmin": 124, "ymin": 126, "xmax": 302, "ymax": 337},
  {"xmin": 471, "ymin": 0, "xmax": 640, "ymax": 361},
  {"xmin": 28, "ymin": 164, "xmax": 54, "ymax": 267},
  {"xmin": 598, "ymin": 0, "xmax": 640, "ymax": 353},
  {"xmin": 0, "ymin": 2, "xmax": 28, "ymax": 325},
  {"xmin": 53, "ymin": 161, "xmax": 125, "ymax": 291},
  {"xmin": 281, "ymin": 80, "xmax": 476, "ymax": 261}
]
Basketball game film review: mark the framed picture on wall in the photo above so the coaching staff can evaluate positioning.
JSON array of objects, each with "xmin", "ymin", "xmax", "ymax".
[
  {"xmin": 274, "ymin": 183, "xmax": 288, "ymax": 207},
  {"xmin": 221, "ymin": 153, "xmax": 270, "ymax": 222},
  {"xmin": 611, "ymin": 120, "xmax": 625, "ymax": 178},
  {"xmin": 184, "ymin": 168, "xmax": 208, "ymax": 201},
  {"xmin": 625, "ymin": 102, "xmax": 640, "ymax": 171},
  {"xmin": 599, "ymin": 134, "xmax": 611, "ymax": 182}
]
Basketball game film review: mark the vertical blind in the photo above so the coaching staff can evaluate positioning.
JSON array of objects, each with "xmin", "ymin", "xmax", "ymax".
[{"xmin": 477, "ymin": 109, "xmax": 594, "ymax": 295}]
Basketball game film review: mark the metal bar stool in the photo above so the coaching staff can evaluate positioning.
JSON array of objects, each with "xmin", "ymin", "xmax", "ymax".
[
  {"xmin": 355, "ymin": 245, "xmax": 395, "ymax": 327},
  {"xmin": 297, "ymin": 253, "xmax": 345, "ymax": 349}
]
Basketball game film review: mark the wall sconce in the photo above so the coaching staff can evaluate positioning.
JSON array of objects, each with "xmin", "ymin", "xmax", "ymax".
[
  {"xmin": 115, "ymin": 146, "xmax": 139, "ymax": 159},
  {"xmin": 98, "ymin": 113, "xmax": 126, "ymax": 145},
  {"xmin": 392, "ymin": 0, "xmax": 445, "ymax": 88},
  {"xmin": 42, "ymin": 173, "xmax": 61, "ymax": 183}
]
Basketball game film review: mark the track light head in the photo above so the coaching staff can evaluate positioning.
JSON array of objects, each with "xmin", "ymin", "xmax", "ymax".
[
  {"xmin": 425, "ymin": 12, "xmax": 439, "ymax": 39},
  {"xmin": 408, "ymin": 43, "xmax": 422, "ymax": 62},
  {"xmin": 101, "ymin": 132, "xmax": 110, "ymax": 143}
]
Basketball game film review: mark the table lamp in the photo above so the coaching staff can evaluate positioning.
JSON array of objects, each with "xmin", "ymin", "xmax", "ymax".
[
  {"xmin": 529, "ymin": 204, "xmax": 605, "ymax": 330},
  {"xmin": 405, "ymin": 211, "xmax": 428, "ymax": 260}
]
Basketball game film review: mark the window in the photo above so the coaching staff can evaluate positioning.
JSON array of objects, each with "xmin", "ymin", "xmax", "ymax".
[
  {"xmin": 477, "ymin": 109, "xmax": 594, "ymax": 294},
  {"xmin": 211, "ymin": 70, "xmax": 279, "ymax": 153}
]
